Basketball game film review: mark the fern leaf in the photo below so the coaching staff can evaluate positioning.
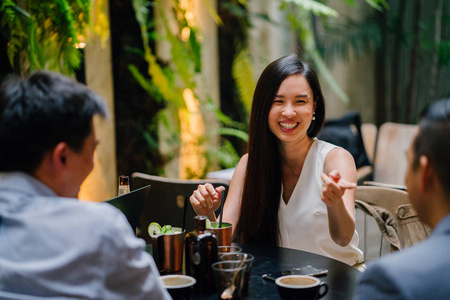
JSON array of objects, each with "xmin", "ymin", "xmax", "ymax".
[
  {"xmin": 217, "ymin": 139, "xmax": 241, "ymax": 168},
  {"xmin": 232, "ymin": 49, "xmax": 255, "ymax": 115}
]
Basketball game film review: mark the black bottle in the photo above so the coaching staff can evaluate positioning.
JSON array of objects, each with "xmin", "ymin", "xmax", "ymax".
[{"xmin": 185, "ymin": 215, "xmax": 218, "ymax": 294}]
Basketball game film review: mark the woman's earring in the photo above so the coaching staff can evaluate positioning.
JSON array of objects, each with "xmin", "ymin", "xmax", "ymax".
[{"xmin": 312, "ymin": 112, "xmax": 316, "ymax": 121}]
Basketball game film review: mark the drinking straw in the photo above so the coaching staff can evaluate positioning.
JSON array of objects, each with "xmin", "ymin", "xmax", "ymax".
[
  {"xmin": 219, "ymin": 190, "xmax": 226, "ymax": 228},
  {"xmin": 182, "ymin": 196, "xmax": 188, "ymax": 232}
]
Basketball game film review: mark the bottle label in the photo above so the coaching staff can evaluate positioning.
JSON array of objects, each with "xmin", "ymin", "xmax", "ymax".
[
  {"xmin": 118, "ymin": 185, "xmax": 130, "ymax": 196},
  {"xmin": 193, "ymin": 252, "xmax": 201, "ymax": 265}
]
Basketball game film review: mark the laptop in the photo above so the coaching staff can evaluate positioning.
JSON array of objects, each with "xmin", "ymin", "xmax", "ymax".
[{"xmin": 106, "ymin": 185, "xmax": 151, "ymax": 232}]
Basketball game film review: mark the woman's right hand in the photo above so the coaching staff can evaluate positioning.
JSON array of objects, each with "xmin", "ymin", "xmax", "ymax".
[{"xmin": 190, "ymin": 183, "xmax": 226, "ymax": 220}]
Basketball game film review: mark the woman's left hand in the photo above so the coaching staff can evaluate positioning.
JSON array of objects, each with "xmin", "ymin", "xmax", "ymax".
[{"xmin": 320, "ymin": 169, "xmax": 356, "ymax": 207}]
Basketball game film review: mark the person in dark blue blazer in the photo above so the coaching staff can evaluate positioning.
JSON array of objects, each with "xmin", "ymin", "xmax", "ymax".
[{"xmin": 354, "ymin": 98, "xmax": 450, "ymax": 300}]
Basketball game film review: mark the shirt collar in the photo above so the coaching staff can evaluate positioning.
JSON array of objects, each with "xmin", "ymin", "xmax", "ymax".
[{"xmin": 0, "ymin": 172, "xmax": 57, "ymax": 197}]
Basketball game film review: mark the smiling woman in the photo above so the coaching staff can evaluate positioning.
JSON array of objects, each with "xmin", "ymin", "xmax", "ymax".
[{"xmin": 189, "ymin": 54, "xmax": 364, "ymax": 267}]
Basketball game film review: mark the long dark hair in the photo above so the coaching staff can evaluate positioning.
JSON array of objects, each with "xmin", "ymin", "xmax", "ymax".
[{"xmin": 236, "ymin": 54, "xmax": 326, "ymax": 245}]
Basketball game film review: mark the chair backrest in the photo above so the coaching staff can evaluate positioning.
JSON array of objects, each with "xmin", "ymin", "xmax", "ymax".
[
  {"xmin": 131, "ymin": 172, "xmax": 230, "ymax": 244},
  {"xmin": 372, "ymin": 122, "xmax": 418, "ymax": 186},
  {"xmin": 355, "ymin": 186, "xmax": 430, "ymax": 256},
  {"xmin": 361, "ymin": 123, "xmax": 377, "ymax": 164}
]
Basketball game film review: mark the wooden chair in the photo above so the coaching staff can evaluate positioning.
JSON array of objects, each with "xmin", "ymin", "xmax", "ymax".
[
  {"xmin": 354, "ymin": 186, "xmax": 430, "ymax": 262},
  {"xmin": 357, "ymin": 123, "xmax": 378, "ymax": 184},
  {"xmin": 367, "ymin": 122, "xmax": 418, "ymax": 188},
  {"xmin": 131, "ymin": 172, "xmax": 230, "ymax": 244},
  {"xmin": 361, "ymin": 123, "xmax": 377, "ymax": 164}
]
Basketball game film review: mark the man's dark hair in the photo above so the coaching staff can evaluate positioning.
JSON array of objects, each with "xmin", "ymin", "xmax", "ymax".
[
  {"xmin": 0, "ymin": 71, "xmax": 108, "ymax": 173},
  {"xmin": 412, "ymin": 99, "xmax": 450, "ymax": 195}
]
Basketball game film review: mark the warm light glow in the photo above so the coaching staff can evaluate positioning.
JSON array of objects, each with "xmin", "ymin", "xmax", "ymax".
[
  {"xmin": 74, "ymin": 35, "xmax": 86, "ymax": 49},
  {"xmin": 180, "ymin": 0, "xmax": 196, "ymax": 27},
  {"xmin": 183, "ymin": 88, "xmax": 199, "ymax": 113},
  {"xmin": 179, "ymin": 88, "xmax": 206, "ymax": 178},
  {"xmin": 181, "ymin": 27, "xmax": 191, "ymax": 42}
]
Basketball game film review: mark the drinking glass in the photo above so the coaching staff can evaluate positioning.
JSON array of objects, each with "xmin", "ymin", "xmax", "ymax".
[
  {"xmin": 212, "ymin": 261, "xmax": 246, "ymax": 300},
  {"xmin": 220, "ymin": 253, "xmax": 254, "ymax": 294}
]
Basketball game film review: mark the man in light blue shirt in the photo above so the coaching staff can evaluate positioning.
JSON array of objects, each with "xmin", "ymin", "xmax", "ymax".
[
  {"xmin": 354, "ymin": 99, "xmax": 450, "ymax": 300},
  {"xmin": 0, "ymin": 71, "xmax": 171, "ymax": 299}
]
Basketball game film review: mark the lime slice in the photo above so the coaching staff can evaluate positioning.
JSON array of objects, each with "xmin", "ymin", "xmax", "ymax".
[
  {"xmin": 161, "ymin": 225, "xmax": 173, "ymax": 234},
  {"xmin": 205, "ymin": 219, "xmax": 211, "ymax": 229},
  {"xmin": 148, "ymin": 222, "xmax": 161, "ymax": 236}
]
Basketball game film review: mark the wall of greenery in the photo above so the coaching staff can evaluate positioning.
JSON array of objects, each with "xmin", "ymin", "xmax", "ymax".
[
  {"xmin": 118, "ymin": 0, "xmax": 390, "ymax": 178},
  {"xmin": 4, "ymin": 0, "xmax": 448, "ymax": 179}
]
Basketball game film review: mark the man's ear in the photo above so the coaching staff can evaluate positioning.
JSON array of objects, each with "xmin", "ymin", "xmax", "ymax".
[
  {"xmin": 419, "ymin": 155, "xmax": 433, "ymax": 192},
  {"xmin": 51, "ymin": 142, "xmax": 69, "ymax": 171}
]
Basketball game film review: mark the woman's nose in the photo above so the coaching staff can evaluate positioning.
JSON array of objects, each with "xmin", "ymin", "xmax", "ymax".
[{"xmin": 282, "ymin": 105, "xmax": 296, "ymax": 117}]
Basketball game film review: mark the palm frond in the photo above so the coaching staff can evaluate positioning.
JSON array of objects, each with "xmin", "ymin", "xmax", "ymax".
[
  {"xmin": 281, "ymin": 0, "xmax": 338, "ymax": 17},
  {"xmin": 284, "ymin": 3, "xmax": 349, "ymax": 103},
  {"xmin": 319, "ymin": 17, "xmax": 383, "ymax": 63},
  {"xmin": 363, "ymin": 0, "xmax": 388, "ymax": 11}
]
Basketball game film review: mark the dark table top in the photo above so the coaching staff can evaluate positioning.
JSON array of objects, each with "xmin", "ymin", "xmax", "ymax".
[{"xmin": 193, "ymin": 243, "xmax": 362, "ymax": 300}]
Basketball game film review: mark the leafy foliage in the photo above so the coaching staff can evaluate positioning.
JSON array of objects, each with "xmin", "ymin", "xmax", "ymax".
[
  {"xmin": 232, "ymin": 48, "xmax": 255, "ymax": 116},
  {"xmin": 281, "ymin": 1, "xmax": 350, "ymax": 103},
  {"xmin": 318, "ymin": 16, "xmax": 383, "ymax": 63},
  {"xmin": 0, "ymin": 0, "xmax": 93, "ymax": 75},
  {"xmin": 283, "ymin": 0, "xmax": 338, "ymax": 17},
  {"xmin": 278, "ymin": 0, "xmax": 390, "ymax": 104}
]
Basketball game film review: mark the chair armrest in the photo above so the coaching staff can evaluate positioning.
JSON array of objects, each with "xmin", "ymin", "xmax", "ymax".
[
  {"xmin": 362, "ymin": 180, "xmax": 407, "ymax": 191},
  {"xmin": 357, "ymin": 165, "xmax": 373, "ymax": 185}
]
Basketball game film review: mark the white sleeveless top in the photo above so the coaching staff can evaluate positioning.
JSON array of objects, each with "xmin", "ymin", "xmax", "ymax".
[{"xmin": 278, "ymin": 139, "xmax": 364, "ymax": 266}]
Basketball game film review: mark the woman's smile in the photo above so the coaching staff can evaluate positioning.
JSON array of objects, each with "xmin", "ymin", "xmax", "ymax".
[{"xmin": 279, "ymin": 121, "xmax": 299, "ymax": 131}]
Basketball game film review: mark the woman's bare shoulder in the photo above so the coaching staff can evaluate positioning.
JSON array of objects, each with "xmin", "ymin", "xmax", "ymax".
[
  {"xmin": 233, "ymin": 153, "xmax": 249, "ymax": 176},
  {"xmin": 324, "ymin": 147, "xmax": 356, "ymax": 174},
  {"xmin": 240, "ymin": 153, "xmax": 249, "ymax": 164}
]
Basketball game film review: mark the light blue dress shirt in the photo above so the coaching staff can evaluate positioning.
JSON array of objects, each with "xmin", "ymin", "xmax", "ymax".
[
  {"xmin": 354, "ymin": 215, "xmax": 450, "ymax": 300},
  {"xmin": 0, "ymin": 172, "xmax": 171, "ymax": 299}
]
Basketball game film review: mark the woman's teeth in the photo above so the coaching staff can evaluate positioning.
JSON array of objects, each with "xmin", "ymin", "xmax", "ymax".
[{"xmin": 279, "ymin": 122, "xmax": 298, "ymax": 129}]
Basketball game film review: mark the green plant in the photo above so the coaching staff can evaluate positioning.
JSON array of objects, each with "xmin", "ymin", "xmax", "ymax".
[
  {"xmin": 315, "ymin": 0, "xmax": 450, "ymax": 125},
  {"xmin": 278, "ymin": 0, "xmax": 388, "ymax": 104},
  {"xmin": 130, "ymin": 0, "xmax": 245, "ymax": 178},
  {"xmin": 127, "ymin": 0, "xmax": 397, "ymax": 178},
  {"xmin": 0, "ymin": 0, "xmax": 94, "ymax": 75}
]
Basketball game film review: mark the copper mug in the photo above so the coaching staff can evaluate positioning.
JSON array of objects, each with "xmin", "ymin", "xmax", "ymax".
[
  {"xmin": 151, "ymin": 227, "xmax": 186, "ymax": 274},
  {"xmin": 207, "ymin": 222, "xmax": 233, "ymax": 246}
]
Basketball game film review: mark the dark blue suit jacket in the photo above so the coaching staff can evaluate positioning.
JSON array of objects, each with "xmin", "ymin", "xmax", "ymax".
[{"xmin": 354, "ymin": 215, "xmax": 450, "ymax": 300}]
